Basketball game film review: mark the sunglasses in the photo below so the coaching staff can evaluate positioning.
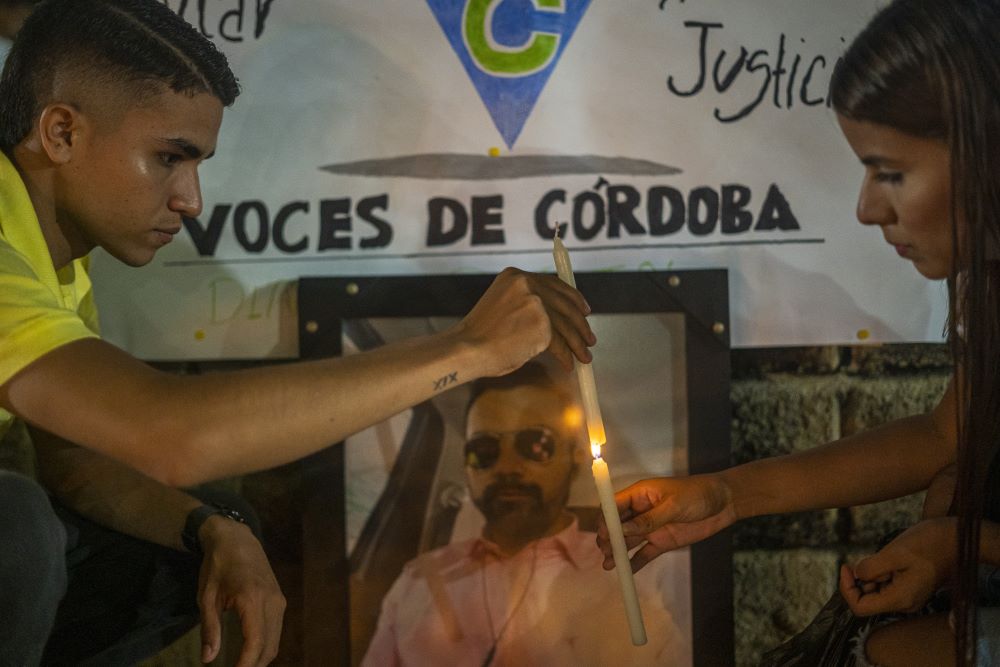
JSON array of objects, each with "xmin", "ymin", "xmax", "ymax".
[{"xmin": 464, "ymin": 427, "xmax": 558, "ymax": 470}]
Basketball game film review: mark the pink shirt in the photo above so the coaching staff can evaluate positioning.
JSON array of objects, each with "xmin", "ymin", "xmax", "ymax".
[{"xmin": 362, "ymin": 520, "xmax": 688, "ymax": 667}]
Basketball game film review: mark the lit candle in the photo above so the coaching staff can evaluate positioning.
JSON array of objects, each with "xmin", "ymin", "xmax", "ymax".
[
  {"xmin": 553, "ymin": 232, "xmax": 647, "ymax": 646},
  {"xmin": 593, "ymin": 443, "xmax": 648, "ymax": 646}
]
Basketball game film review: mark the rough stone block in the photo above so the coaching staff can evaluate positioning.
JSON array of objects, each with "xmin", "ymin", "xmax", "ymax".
[
  {"xmin": 848, "ymin": 493, "xmax": 926, "ymax": 547},
  {"xmin": 732, "ymin": 376, "xmax": 846, "ymax": 463},
  {"xmin": 733, "ymin": 509, "xmax": 841, "ymax": 549},
  {"xmin": 733, "ymin": 549, "xmax": 841, "ymax": 667},
  {"xmin": 841, "ymin": 375, "xmax": 950, "ymax": 435},
  {"xmin": 732, "ymin": 346, "xmax": 842, "ymax": 379},
  {"xmin": 847, "ymin": 343, "xmax": 952, "ymax": 376}
]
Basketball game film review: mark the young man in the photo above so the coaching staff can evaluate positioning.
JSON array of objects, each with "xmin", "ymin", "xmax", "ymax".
[
  {"xmin": 0, "ymin": 0, "xmax": 594, "ymax": 664},
  {"xmin": 1, "ymin": 3, "xmax": 286, "ymax": 665},
  {"xmin": 363, "ymin": 363, "xmax": 685, "ymax": 666}
]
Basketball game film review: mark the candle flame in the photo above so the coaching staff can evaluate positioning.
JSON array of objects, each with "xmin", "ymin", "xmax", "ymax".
[{"xmin": 591, "ymin": 442, "xmax": 602, "ymax": 459}]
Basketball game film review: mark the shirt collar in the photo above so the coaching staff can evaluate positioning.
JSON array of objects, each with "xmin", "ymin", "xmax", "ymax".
[
  {"xmin": 469, "ymin": 516, "xmax": 590, "ymax": 569},
  {"xmin": 0, "ymin": 150, "xmax": 70, "ymax": 304}
]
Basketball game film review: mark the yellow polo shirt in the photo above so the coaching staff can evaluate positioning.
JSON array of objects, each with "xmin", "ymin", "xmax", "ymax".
[{"xmin": 0, "ymin": 150, "xmax": 100, "ymax": 438}]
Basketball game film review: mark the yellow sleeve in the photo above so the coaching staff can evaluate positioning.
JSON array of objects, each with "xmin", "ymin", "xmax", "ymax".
[{"xmin": 0, "ymin": 242, "xmax": 99, "ymax": 388}]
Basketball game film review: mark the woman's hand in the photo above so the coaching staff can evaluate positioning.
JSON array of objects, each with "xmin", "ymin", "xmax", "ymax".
[
  {"xmin": 596, "ymin": 474, "xmax": 736, "ymax": 572},
  {"xmin": 839, "ymin": 517, "xmax": 957, "ymax": 616},
  {"xmin": 921, "ymin": 463, "xmax": 956, "ymax": 519}
]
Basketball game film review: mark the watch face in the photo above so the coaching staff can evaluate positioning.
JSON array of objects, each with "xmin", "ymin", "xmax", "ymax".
[{"xmin": 218, "ymin": 506, "xmax": 249, "ymax": 524}]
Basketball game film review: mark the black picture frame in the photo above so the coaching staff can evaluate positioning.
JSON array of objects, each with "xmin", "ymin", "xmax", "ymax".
[{"xmin": 295, "ymin": 270, "xmax": 732, "ymax": 666}]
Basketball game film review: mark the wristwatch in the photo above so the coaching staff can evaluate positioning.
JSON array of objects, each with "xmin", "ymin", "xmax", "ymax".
[{"xmin": 182, "ymin": 503, "xmax": 249, "ymax": 555}]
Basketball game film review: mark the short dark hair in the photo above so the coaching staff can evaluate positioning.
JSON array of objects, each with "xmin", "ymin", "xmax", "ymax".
[
  {"xmin": 0, "ymin": 0, "xmax": 239, "ymax": 151},
  {"xmin": 465, "ymin": 361, "xmax": 575, "ymax": 421}
]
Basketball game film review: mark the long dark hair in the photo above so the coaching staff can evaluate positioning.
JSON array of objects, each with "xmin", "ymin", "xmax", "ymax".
[{"xmin": 831, "ymin": 1, "xmax": 1000, "ymax": 663}]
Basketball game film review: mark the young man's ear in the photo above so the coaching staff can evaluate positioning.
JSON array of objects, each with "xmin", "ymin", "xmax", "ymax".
[{"xmin": 37, "ymin": 103, "xmax": 85, "ymax": 165}]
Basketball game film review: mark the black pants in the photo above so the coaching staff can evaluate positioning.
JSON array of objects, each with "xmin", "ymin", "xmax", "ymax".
[{"xmin": 0, "ymin": 471, "xmax": 258, "ymax": 667}]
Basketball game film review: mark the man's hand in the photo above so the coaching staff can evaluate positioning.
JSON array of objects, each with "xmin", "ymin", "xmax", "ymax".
[
  {"xmin": 596, "ymin": 474, "xmax": 736, "ymax": 573},
  {"xmin": 197, "ymin": 517, "xmax": 286, "ymax": 666},
  {"xmin": 455, "ymin": 267, "xmax": 595, "ymax": 376},
  {"xmin": 839, "ymin": 517, "xmax": 956, "ymax": 616}
]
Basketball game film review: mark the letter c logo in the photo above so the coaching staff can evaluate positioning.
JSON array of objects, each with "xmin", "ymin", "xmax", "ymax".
[{"xmin": 463, "ymin": 0, "xmax": 565, "ymax": 77}]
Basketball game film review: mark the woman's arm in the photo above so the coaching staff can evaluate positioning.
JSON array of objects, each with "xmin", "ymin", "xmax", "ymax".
[
  {"xmin": 600, "ymin": 378, "xmax": 956, "ymax": 572},
  {"xmin": 725, "ymin": 377, "xmax": 956, "ymax": 521}
]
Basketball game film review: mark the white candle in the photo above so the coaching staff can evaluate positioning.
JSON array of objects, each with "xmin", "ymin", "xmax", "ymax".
[
  {"xmin": 553, "ymin": 234, "xmax": 606, "ymax": 446},
  {"xmin": 553, "ymin": 233, "xmax": 646, "ymax": 646},
  {"xmin": 593, "ymin": 446, "xmax": 648, "ymax": 646}
]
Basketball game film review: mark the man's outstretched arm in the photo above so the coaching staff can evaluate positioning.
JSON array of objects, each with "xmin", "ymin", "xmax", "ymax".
[{"xmin": 3, "ymin": 269, "xmax": 595, "ymax": 485}]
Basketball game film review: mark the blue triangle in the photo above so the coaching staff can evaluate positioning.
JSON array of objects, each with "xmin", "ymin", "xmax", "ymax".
[{"xmin": 427, "ymin": 0, "xmax": 592, "ymax": 148}]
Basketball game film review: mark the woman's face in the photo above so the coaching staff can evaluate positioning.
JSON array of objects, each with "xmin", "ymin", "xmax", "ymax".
[{"xmin": 837, "ymin": 114, "xmax": 955, "ymax": 280}]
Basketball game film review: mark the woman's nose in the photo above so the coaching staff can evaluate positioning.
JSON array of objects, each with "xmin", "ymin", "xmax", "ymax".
[{"xmin": 856, "ymin": 177, "xmax": 894, "ymax": 227}]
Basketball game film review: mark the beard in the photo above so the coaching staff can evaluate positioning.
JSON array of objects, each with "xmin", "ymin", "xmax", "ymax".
[{"xmin": 474, "ymin": 481, "xmax": 545, "ymax": 523}]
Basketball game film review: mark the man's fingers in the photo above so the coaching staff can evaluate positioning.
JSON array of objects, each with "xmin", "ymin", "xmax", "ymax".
[
  {"xmin": 259, "ymin": 589, "xmax": 286, "ymax": 665},
  {"xmin": 545, "ymin": 333, "xmax": 576, "ymax": 372},
  {"xmin": 234, "ymin": 597, "xmax": 266, "ymax": 667},
  {"xmin": 262, "ymin": 595, "xmax": 286, "ymax": 664},
  {"xmin": 541, "ymin": 273, "xmax": 592, "ymax": 318},
  {"xmin": 199, "ymin": 585, "xmax": 222, "ymax": 664},
  {"xmin": 544, "ymin": 300, "xmax": 594, "ymax": 365},
  {"xmin": 535, "ymin": 277, "xmax": 596, "ymax": 345}
]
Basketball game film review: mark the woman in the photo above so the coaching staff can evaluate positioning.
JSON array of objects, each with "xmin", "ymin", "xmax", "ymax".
[{"xmin": 597, "ymin": 1, "xmax": 1000, "ymax": 664}]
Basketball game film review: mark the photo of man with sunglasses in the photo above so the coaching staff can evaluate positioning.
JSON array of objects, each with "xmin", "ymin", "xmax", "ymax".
[{"xmin": 362, "ymin": 361, "xmax": 688, "ymax": 667}]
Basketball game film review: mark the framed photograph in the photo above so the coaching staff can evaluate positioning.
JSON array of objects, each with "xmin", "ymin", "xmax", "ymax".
[{"xmin": 296, "ymin": 271, "xmax": 731, "ymax": 666}]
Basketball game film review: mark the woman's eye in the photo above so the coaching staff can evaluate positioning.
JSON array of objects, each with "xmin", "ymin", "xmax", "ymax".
[{"xmin": 875, "ymin": 171, "xmax": 903, "ymax": 184}]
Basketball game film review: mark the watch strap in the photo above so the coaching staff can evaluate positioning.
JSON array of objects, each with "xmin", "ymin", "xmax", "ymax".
[{"xmin": 182, "ymin": 503, "xmax": 248, "ymax": 555}]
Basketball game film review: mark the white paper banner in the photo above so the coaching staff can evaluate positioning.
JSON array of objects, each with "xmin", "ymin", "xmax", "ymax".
[{"xmin": 90, "ymin": 0, "xmax": 948, "ymax": 359}]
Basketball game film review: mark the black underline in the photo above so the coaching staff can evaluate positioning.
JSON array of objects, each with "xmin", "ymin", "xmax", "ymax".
[{"xmin": 162, "ymin": 238, "xmax": 826, "ymax": 267}]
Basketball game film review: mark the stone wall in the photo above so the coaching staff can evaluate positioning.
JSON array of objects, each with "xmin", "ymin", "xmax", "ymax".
[{"xmin": 730, "ymin": 343, "xmax": 952, "ymax": 665}]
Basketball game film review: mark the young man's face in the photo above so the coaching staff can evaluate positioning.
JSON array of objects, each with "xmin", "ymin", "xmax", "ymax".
[
  {"xmin": 57, "ymin": 88, "xmax": 223, "ymax": 267},
  {"xmin": 464, "ymin": 384, "xmax": 581, "ymax": 540}
]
